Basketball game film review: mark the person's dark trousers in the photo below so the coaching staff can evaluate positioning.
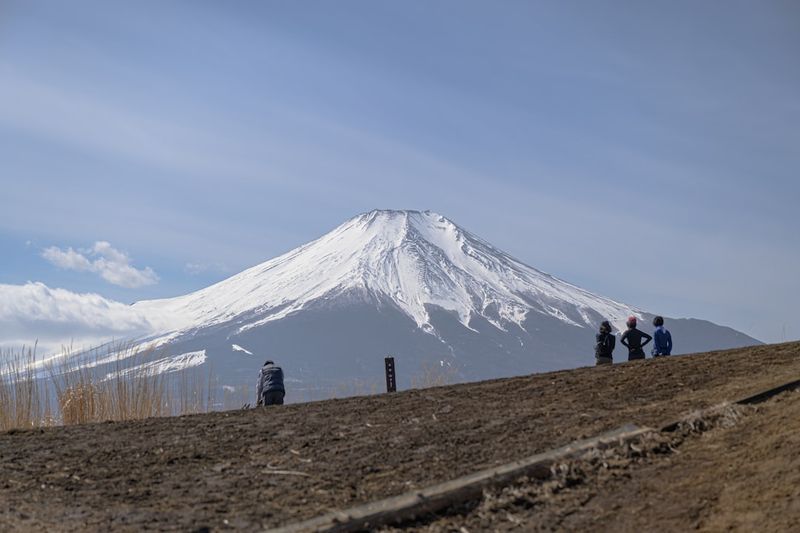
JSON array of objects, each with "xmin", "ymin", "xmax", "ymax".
[
  {"xmin": 262, "ymin": 391, "xmax": 285, "ymax": 406},
  {"xmin": 628, "ymin": 349, "xmax": 646, "ymax": 361},
  {"xmin": 596, "ymin": 356, "xmax": 612, "ymax": 366}
]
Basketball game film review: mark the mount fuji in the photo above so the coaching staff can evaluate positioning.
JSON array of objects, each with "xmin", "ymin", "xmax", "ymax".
[{"xmin": 125, "ymin": 210, "xmax": 759, "ymax": 395}]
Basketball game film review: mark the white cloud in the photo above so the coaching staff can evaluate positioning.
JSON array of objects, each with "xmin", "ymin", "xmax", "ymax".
[
  {"xmin": 42, "ymin": 241, "xmax": 159, "ymax": 288},
  {"xmin": 42, "ymin": 246, "xmax": 94, "ymax": 271},
  {"xmin": 0, "ymin": 282, "xmax": 157, "ymax": 354}
]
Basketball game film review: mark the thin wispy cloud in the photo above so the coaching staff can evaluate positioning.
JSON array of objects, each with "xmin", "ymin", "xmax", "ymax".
[
  {"xmin": 0, "ymin": 68, "xmax": 282, "ymax": 190},
  {"xmin": 42, "ymin": 241, "xmax": 159, "ymax": 288},
  {"xmin": 184, "ymin": 262, "xmax": 230, "ymax": 276}
]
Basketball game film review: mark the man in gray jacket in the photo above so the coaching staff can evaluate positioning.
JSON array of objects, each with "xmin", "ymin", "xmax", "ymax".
[{"xmin": 256, "ymin": 360, "xmax": 285, "ymax": 406}]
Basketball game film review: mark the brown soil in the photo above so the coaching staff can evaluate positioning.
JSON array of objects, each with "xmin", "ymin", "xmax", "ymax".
[
  {"xmin": 0, "ymin": 342, "xmax": 799, "ymax": 531},
  {"xmin": 408, "ymin": 392, "xmax": 800, "ymax": 532}
]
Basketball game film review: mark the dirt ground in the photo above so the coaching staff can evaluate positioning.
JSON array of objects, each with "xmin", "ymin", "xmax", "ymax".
[
  {"xmin": 0, "ymin": 342, "xmax": 799, "ymax": 531},
  {"xmin": 401, "ymin": 391, "xmax": 800, "ymax": 532}
]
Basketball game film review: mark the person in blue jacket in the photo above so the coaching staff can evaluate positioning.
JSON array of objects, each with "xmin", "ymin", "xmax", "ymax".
[
  {"xmin": 256, "ymin": 360, "xmax": 285, "ymax": 406},
  {"xmin": 651, "ymin": 316, "xmax": 673, "ymax": 357}
]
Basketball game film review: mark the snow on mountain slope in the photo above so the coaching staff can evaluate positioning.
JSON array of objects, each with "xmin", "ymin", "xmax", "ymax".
[
  {"xmin": 98, "ymin": 209, "xmax": 762, "ymax": 390},
  {"xmin": 133, "ymin": 210, "xmax": 639, "ymax": 342}
]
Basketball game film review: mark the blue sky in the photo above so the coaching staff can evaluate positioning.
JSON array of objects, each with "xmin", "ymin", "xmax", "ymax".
[{"xmin": 1, "ymin": 0, "xmax": 798, "ymax": 348}]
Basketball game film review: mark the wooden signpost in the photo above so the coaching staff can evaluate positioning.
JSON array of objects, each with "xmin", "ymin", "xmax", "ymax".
[{"xmin": 384, "ymin": 356, "xmax": 396, "ymax": 393}]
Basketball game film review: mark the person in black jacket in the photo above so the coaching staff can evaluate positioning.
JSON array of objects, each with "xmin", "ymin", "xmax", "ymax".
[
  {"xmin": 620, "ymin": 316, "xmax": 652, "ymax": 361},
  {"xmin": 595, "ymin": 320, "xmax": 615, "ymax": 365},
  {"xmin": 256, "ymin": 360, "xmax": 285, "ymax": 406}
]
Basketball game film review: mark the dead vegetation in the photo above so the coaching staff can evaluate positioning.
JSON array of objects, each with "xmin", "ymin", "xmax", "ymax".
[
  {"xmin": 0, "ymin": 344, "xmax": 218, "ymax": 431},
  {"xmin": 1, "ymin": 342, "xmax": 467, "ymax": 431},
  {"xmin": 410, "ymin": 360, "xmax": 461, "ymax": 389},
  {"xmin": 0, "ymin": 346, "xmax": 52, "ymax": 431}
]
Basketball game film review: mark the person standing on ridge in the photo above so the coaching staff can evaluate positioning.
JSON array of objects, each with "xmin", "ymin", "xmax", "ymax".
[
  {"xmin": 620, "ymin": 316, "xmax": 652, "ymax": 361},
  {"xmin": 595, "ymin": 320, "xmax": 616, "ymax": 365},
  {"xmin": 651, "ymin": 316, "xmax": 673, "ymax": 357},
  {"xmin": 256, "ymin": 360, "xmax": 285, "ymax": 406}
]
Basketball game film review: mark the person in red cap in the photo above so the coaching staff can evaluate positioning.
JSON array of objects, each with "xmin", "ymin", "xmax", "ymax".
[{"xmin": 620, "ymin": 316, "xmax": 652, "ymax": 361}]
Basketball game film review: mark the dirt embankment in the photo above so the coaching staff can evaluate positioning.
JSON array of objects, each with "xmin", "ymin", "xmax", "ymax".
[
  {"xmin": 0, "ymin": 342, "xmax": 798, "ymax": 531},
  {"xmin": 408, "ymin": 390, "xmax": 800, "ymax": 532}
]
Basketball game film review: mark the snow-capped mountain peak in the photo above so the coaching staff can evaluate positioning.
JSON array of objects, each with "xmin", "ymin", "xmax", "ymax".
[{"xmin": 135, "ymin": 210, "xmax": 638, "ymax": 339}]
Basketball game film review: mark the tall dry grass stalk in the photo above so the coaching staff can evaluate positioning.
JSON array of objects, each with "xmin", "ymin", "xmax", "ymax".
[
  {"xmin": 0, "ymin": 345, "xmax": 49, "ymax": 431},
  {"xmin": 331, "ymin": 378, "xmax": 381, "ymax": 399},
  {"xmin": 410, "ymin": 361, "xmax": 460, "ymax": 389},
  {"xmin": 0, "ymin": 343, "xmax": 218, "ymax": 431},
  {"xmin": 49, "ymin": 344, "xmax": 176, "ymax": 424},
  {"xmin": 176, "ymin": 362, "xmax": 218, "ymax": 415}
]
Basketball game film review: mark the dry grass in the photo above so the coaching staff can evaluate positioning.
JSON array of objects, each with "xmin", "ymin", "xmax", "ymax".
[
  {"xmin": 0, "ymin": 345, "xmax": 51, "ymax": 431},
  {"xmin": 332, "ymin": 378, "xmax": 382, "ymax": 399},
  {"xmin": 0, "ymin": 343, "xmax": 217, "ymax": 431},
  {"xmin": 50, "ymin": 345, "xmax": 168, "ymax": 424},
  {"xmin": 410, "ymin": 360, "xmax": 461, "ymax": 389},
  {"xmin": 2, "ymin": 345, "xmax": 467, "ymax": 431},
  {"xmin": 221, "ymin": 383, "xmax": 252, "ymax": 410}
]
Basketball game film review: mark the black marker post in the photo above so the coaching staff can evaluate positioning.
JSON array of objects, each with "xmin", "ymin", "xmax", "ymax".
[{"xmin": 384, "ymin": 356, "xmax": 397, "ymax": 393}]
